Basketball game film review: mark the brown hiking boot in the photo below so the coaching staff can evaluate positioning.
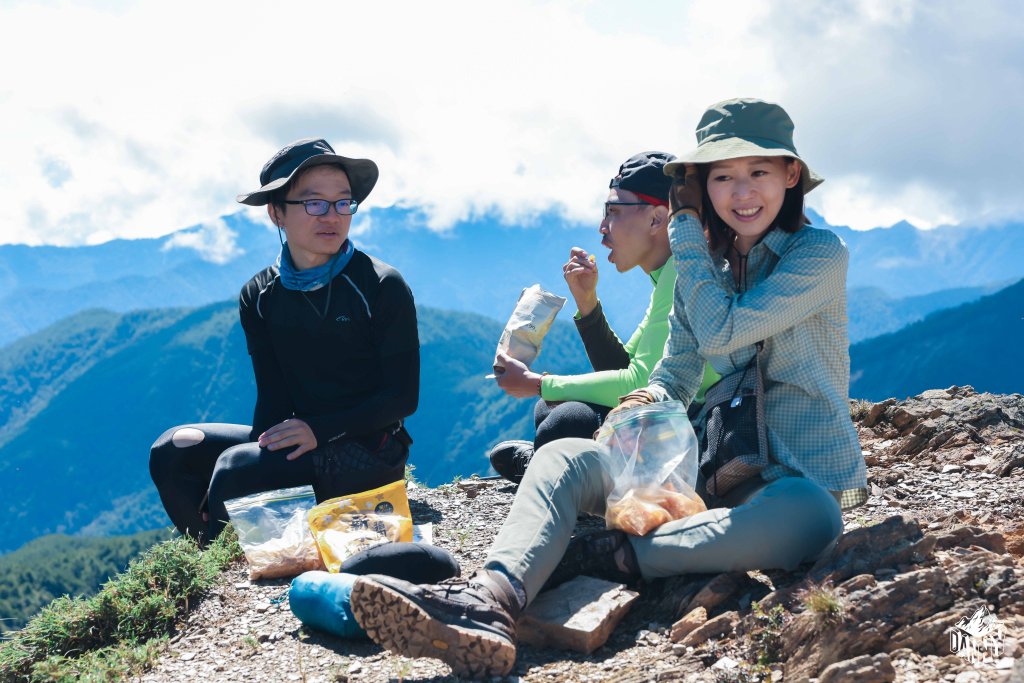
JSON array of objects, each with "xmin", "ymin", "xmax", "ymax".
[{"xmin": 350, "ymin": 569, "xmax": 521, "ymax": 678}]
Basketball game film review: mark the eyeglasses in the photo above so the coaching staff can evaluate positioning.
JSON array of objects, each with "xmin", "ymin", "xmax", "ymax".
[
  {"xmin": 283, "ymin": 198, "xmax": 359, "ymax": 216},
  {"xmin": 603, "ymin": 201, "xmax": 649, "ymax": 218}
]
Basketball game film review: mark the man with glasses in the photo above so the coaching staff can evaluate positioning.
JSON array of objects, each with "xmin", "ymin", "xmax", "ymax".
[
  {"xmin": 149, "ymin": 138, "xmax": 418, "ymax": 543},
  {"xmin": 488, "ymin": 151, "xmax": 718, "ymax": 484}
]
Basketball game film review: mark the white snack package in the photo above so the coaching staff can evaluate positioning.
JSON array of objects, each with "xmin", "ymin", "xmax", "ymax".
[{"xmin": 493, "ymin": 284, "xmax": 567, "ymax": 372}]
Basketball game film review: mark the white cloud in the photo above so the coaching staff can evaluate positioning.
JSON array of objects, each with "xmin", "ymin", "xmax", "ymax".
[
  {"xmin": 773, "ymin": 0, "xmax": 1024, "ymax": 229},
  {"xmin": 162, "ymin": 218, "xmax": 242, "ymax": 264},
  {"xmin": 810, "ymin": 174, "xmax": 960, "ymax": 230},
  {"xmin": 0, "ymin": 0, "xmax": 1020, "ymax": 245}
]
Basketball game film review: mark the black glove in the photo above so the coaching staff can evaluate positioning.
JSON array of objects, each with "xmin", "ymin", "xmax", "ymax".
[
  {"xmin": 602, "ymin": 388, "xmax": 658, "ymax": 428},
  {"xmin": 669, "ymin": 164, "xmax": 703, "ymax": 221}
]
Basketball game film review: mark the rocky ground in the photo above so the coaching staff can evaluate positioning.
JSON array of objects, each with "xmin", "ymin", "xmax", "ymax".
[{"xmin": 138, "ymin": 386, "xmax": 1024, "ymax": 683}]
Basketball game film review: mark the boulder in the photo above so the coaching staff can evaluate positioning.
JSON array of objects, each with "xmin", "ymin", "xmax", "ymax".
[
  {"xmin": 818, "ymin": 653, "xmax": 895, "ymax": 683},
  {"xmin": 782, "ymin": 566, "xmax": 954, "ymax": 679},
  {"xmin": 810, "ymin": 514, "xmax": 936, "ymax": 584},
  {"xmin": 856, "ymin": 387, "xmax": 1024, "ymax": 461},
  {"xmin": 678, "ymin": 611, "xmax": 739, "ymax": 649},
  {"xmin": 517, "ymin": 575, "xmax": 638, "ymax": 654},
  {"xmin": 987, "ymin": 444, "xmax": 1024, "ymax": 477},
  {"xmin": 670, "ymin": 606, "xmax": 707, "ymax": 643},
  {"xmin": 934, "ymin": 526, "xmax": 1006, "ymax": 554}
]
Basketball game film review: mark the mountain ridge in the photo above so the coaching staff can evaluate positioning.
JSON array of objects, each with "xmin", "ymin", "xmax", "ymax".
[
  {"xmin": 3, "ymin": 208, "xmax": 1024, "ymax": 349},
  {"xmin": 849, "ymin": 277, "xmax": 1024, "ymax": 400}
]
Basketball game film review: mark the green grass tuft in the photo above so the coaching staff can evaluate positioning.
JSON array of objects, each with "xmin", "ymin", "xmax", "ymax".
[
  {"xmin": 27, "ymin": 637, "xmax": 168, "ymax": 683},
  {"xmin": 0, "ymin": 528, "xmax": 242, "ymax": 682},
  {"xmin": 848, "ymin": 398, "xmax": 873, "ymax": 422},
  {"xmin": 750, "ymin": 601, "xmax": 786, "ymax": 667},
  {"xmin": 404, "ymin": 463, "xmax": 419, "ymax": 487},
  {"xmin": 799, "ymin": 583, "xmax": 845, "ymax": 626}
]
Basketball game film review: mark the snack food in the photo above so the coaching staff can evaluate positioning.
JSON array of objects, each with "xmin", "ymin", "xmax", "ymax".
[
  {"xmin": 597, "ymin": 401, "xmax": 704, "ymax": 536},
  {"xmin": 605, "ymin": 485, "xmax": 707, "ymax": 536},
  {"xmin": 315, "ymin": 516, "xmax": 408, "ymax": 570},
  {"xmin": 493, "ymin": 284, "xmax": 566, "ymax": 372},
  {"xmin": 245, "ymin": 536, "xmax": 324, "ymax": 580},
  {"xmin": 224, "ymin": 485, "xmax": 324, "ymax": 581},
  {"xmin": 308, "ymin": 480, "xmax": 413, "ymax": 572}
]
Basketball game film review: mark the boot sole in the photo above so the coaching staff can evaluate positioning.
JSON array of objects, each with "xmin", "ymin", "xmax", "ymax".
[{"xmin": 350, "ymin": 577, "xmax": 516, "ymax": 678}]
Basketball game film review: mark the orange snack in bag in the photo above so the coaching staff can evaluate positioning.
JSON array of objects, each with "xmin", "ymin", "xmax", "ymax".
[
  {"xmin": 653, "ymin": 488, "xmax": 707, "ymax": 519},
  {"xmin": 606, "ymin": 486, "xmax": 706, "ymax": 536}
]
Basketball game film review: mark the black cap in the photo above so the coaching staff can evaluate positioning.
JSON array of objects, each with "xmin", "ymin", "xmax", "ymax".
[
  {"xmin": 236, "ymin": 138, "xmax": 379, "ymax": 206},
  {"xmin": 609, "ymin": 151, "xmax": 677, "ymax": 203}
]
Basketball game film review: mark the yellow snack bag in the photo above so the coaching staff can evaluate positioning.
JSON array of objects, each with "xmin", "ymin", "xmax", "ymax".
[{"xmin": 307, "ymin": 480, "xmax": 413, "ymax": 572}]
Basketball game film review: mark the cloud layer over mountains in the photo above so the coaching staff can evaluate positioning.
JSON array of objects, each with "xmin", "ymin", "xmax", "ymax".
[{"xmin": 1, "ymin": 1, "xmax": 1021, "ymax": 246}]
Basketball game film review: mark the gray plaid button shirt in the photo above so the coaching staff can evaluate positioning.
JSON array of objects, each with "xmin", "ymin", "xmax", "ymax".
[{"xmin": 648, "ymin": 214, "xmax": 868, "ymax": 510}]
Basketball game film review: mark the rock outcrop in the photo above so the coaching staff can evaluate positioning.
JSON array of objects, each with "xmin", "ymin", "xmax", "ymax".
[{"xmin": 141, "ymin": 387, "xmax": 1024, "ymax": 682}]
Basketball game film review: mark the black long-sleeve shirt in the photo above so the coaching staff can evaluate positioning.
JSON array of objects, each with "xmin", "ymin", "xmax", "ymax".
[
  {"xmin": 573, "ymin": 300, "xmax": 631, "ymax": 372},
  {"xmin": 238, "ymin": 251, "xmax": 419, "ymax": 444}
]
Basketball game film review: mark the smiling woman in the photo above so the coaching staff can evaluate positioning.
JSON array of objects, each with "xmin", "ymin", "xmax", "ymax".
[
  {"xmin": 148, "ymin": 138, "xmax": 420, "ymax": 544},
  {"xmin": 699, "ymin": 156, "xmax": 806, "ymax": 255}
]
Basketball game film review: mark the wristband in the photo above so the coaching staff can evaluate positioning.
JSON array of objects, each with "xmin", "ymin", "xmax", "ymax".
[{"xmin": 670, "ymin": 206, "xmax": 700, "ymax": 220}]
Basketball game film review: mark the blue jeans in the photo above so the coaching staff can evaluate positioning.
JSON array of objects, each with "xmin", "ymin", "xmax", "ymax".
[{"xmin": 485, "ymin": 438, "xmax": 843, "ymax": 604}]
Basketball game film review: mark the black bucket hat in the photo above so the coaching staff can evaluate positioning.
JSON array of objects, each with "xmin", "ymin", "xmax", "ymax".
[{"xmin": 236, "ymin": 138, "xmax": 379, "ymax": 206}]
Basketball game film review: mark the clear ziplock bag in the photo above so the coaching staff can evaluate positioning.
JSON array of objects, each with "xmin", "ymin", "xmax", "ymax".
[
  {"xmin": 223, "ymin": 485, "xmax": 324, "ymax": 580},
  {"xmin": 596, "ymin": 401, "xmax": 706, "ymax": 536}
]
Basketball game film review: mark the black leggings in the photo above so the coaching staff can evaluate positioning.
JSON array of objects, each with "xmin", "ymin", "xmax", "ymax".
[
  {"xmin": 149, "ymin": 423, "xmax": 408, "ymax": 542},
  {"xmin": 533, "ymin": 400, "xmax": 612, "ymax": 450}
]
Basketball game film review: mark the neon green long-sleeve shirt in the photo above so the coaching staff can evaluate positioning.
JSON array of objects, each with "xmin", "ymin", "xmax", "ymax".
[{"xmin": 540, "ymin": 262, "xmax": 718, "ymax": 407}]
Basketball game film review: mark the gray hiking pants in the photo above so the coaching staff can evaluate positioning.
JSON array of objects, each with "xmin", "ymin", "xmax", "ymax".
[{"xmin": 485, "ymin": 437, "xmax": 844, "ymax": 604}]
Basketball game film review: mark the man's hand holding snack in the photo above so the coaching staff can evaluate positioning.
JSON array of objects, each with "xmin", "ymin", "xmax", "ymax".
[
  {"xmin": 563, "ymin": 247, "xmax": 599, "ymax": 317},
  {"xmin": 494, "ymin": 351, "xmax": 544, "ymax": 398}
]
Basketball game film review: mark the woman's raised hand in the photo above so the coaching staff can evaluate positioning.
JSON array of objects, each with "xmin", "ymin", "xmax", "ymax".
[
  {"xmin": 563, "ymin": 247, "xmax": 598, "ymax": 317},
  {"xmin": 669, "ymin": 164, "xmax": 703, "ymax": 221},
  {"xmin": 259, "ymin": 418, "xmax": 318, "ymax": 460}
]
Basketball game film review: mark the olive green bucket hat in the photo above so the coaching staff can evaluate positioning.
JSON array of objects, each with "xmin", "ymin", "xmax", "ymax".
[{"xmin": 664, "ymin": 98, "xmax": 823, "ymax": 194}]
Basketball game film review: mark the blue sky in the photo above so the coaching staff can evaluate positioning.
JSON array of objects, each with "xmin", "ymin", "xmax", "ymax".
[{"xmin": 0, "ymin": 0, "xmax": 1021, "ymax": 246}]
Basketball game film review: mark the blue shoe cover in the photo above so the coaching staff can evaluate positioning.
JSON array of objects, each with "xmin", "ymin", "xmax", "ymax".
[{"xmin": 290, "ymin": 571, "xmax": 366, "ymax": 639}]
